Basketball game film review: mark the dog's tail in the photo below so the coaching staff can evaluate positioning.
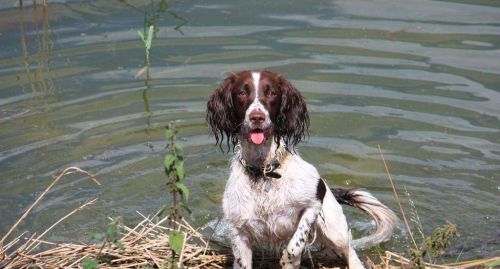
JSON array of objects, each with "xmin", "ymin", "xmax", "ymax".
[{"xmin": 332, "ymin": 188, "xmax": 398, "ymax": 249}]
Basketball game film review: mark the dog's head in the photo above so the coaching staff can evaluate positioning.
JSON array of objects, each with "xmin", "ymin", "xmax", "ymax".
[{"xmin": 206, "ymin": 70, "xmax": 309, "ymax": 151}]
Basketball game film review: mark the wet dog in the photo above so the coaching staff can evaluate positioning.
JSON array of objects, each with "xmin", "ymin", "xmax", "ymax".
[{"xmin": 206, "ymin": 70, "xmax": 397, "ymax": 269}]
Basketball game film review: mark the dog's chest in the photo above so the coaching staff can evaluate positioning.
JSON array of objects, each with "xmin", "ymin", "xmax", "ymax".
[
  {"xmin": 223, "ymin": 156, "xmax": 320, "ymax": 244},
  {"xmin": 251, "ymin": 184, "xmax": 304, "ymax": 243},
  {"xmin": 225, "ymin": 176, "xmax": 307, "ymax": 243}
]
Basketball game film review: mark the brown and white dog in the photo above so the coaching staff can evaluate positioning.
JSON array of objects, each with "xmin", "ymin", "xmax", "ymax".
[{"xmin": 206, "ymin": 70, "xmax": 397, "ymax": 269}]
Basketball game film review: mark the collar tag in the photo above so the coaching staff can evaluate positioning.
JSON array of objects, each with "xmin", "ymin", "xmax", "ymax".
[{"xmin": 241, "ymin": 158, "xmax": 282, "ymax": 180}]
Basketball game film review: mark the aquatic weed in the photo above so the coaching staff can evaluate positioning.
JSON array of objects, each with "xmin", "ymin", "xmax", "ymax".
[
  {"xmin": 409, "ymin": 221, "xmax": 458, "ymax": 269},
  {"xmin": 83, "ymin": 217, "xmax": 125, "ymax": 268}
]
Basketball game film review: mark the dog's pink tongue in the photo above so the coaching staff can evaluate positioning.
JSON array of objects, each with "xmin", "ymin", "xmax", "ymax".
[{"xmin": 250, "ymin": 132, "xmax": 265, "ymax": 144}]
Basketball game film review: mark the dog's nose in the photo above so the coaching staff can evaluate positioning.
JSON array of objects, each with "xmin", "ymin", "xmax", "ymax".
[{"xmin": 249, "ymin": 111, "xmax": 266, "ymax": 125}]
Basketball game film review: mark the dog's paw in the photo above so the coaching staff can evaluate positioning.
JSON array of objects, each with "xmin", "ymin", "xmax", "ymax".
[
  {"xmin": 233, "ymin": 258, "xmax": 250, "ymax": 269},
  {"xmin": 279, "ymin": 249, "xmax": 301, "ymax": 269}
]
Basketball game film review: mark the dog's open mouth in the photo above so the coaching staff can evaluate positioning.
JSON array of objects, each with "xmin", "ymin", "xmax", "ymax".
[{"xmin": 249, "ymin": 129, "xmax": 266, "ymax": 145}]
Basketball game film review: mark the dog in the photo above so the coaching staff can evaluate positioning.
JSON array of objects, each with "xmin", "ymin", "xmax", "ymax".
[{"xmin": 206, "ymin": 70, "xmax": 398, "ymax": 269}]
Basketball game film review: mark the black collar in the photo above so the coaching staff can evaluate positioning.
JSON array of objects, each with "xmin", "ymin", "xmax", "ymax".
[{"xmin": 241, "ymin": 158, "xmax": 282, "ymax": 180}]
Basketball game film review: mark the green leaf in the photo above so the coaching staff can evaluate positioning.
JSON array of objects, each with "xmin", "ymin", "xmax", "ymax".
[
  {"xmin": 175, "ymin": 182, "xmax": 189, "ymax": 202},
  {"xmin": 137, "ymin": 30, "xmax": 145, "ymax": 42},
  {"xmin": 146, "ymin": 25, "xmax": 154, "ymax": 50},
  {"xmin": 92, "ymin": 233, "xmax": 104, "ymax": 241},
  {"xmin": 164, "ymin": 154, "xmax": 175, "ymax": 170},
  {"xmin": 82, "ymin": 257, "xmax": 99, "ymax": 269},
  {"xmin": 180, "ymin": 203, "xmax": 192, "ymax": 214},
  {"xmin": 114, "ymin": 241, "xmax": 125, "ymax": 250},
  {"xmin": 174, "ymin": 143, "xmax": 184, "ymax": 156},
  {"xmin": 165, "ymin": 129, "xmax": 175, "ymax": 140},
  {"xmin": 169, "ymin": 231, "xmax": 184, "ymax": 254},
  {"xmin": 156, "ymin": 204, "xmax": 169, "ymax": 219},
  {"xmin": 105, "ymin": 223, "xmax": 120, "ymax": 242},
  {"xmin": 175, "ymin": 163, "xmax": 185, "ymax": 180},
  {"xmin": 168, "ymin": 10, "xmax": 187, "ymax": 35},
  {"xmin": 180, "ymin": 203, "xmax": 193, "ymax": 220}
]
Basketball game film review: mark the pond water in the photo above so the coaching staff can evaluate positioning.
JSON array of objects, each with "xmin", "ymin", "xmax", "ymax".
[{"xmin": 0, "ymin": 0, "xmax": 499, "ymax": 261}]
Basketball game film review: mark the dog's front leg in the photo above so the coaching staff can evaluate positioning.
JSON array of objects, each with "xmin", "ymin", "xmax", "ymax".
[
  {"xmin": 230, "ymin": 228, "xmax": 252, "ymax": 269},
  {"xmin": 280, "ymin": 203, "xmax": 321, "ymax": 269}
]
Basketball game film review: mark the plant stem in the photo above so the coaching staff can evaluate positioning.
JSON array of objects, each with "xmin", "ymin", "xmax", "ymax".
[{"xmin": 377, "ymin": 144, "xmax": 418, "ymax": 249}]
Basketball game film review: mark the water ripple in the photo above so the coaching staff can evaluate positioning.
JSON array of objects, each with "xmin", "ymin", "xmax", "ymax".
[
  {"xmin": 279, "ymin": 37, "xmax": 500, "ymax": 74},
  {"xmin": 389, "ymin": 130, "xmax": 500, "ymax": 160},
  {"xmin": 310, "ymin": 104, "xmax": 498, "ymax": 133}
]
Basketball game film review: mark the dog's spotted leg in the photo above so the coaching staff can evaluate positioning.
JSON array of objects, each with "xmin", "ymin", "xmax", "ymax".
[
  {"xmin": 280, "ymin": 204, "xmax": 321, "ymax": 269},
  {"xmin": 280, "ymin": 179, "xmax": 326, "ymax": 269},
  {"xmin": 231, "ymin": 230, "xmax": 252, "ymax": 269}
]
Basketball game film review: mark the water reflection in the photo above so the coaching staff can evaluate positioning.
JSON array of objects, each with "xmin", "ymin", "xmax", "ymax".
[
  {"xmin": 16, "ymin": 1, "xmax": 56, "ymax": 130},
  {"xmin": 126, "ymin": 0, "xmax": 187, "ymax": 147}
]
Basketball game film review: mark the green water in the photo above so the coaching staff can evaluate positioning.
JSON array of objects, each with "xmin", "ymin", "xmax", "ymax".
[{"xmin": 0, "ymin": 0, "xmax": 499, "ymax": 261}]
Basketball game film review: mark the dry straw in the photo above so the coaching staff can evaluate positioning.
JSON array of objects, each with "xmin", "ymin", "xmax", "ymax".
[{"xmin": 0, "ymin": 166, "xmax": 498, "ymax": 268}]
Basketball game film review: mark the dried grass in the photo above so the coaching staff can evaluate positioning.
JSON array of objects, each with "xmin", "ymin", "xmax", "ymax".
[
  {"xmin": 375, "ymin": 251, "xmax": 500, "ymax": 269},
  {"xmin": 0, "ymin": 167, "xmax": 498, "ymax": 269}
]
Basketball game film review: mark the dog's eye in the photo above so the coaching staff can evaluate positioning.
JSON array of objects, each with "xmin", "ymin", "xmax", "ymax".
[
  {"xmin": 265, "ymin": 86, "xmax": 277, "ymax": 97},
  {"xmin": 238, "ymin": 87, "xmax": 248, "ymax": 96}
]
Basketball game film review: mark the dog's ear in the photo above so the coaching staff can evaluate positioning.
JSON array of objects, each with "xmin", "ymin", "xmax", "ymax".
[
  {"xmin": 206, "ymin": 75, "xmax": 239, "ymax": 151},
  {"xmin": 275, "ymin": 76, "xmax": 309, "ymax": 151}
]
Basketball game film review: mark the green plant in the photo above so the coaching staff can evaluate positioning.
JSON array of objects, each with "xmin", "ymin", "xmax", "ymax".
[
  {"xmin": 135, "ymin": 0, "xmax": 186, "ymax": 145},
  {"xmin": 135, "ymin": 2, "xmax": 190, "ymax": 265},
  {"xmin": 81, "ymin": 217, "xmax": 125, "ymax": 268},
  {"xmin": 409, "ymin": 221, "xmax": 458, "ymax": 269},
  {"xmin": 159, "ymin": 123, "xmax": 191, "ymax": 267},
  {"xmin": 82, "ymin": 257, "xmax": 99, "ymax": 269},
  {"xmin": 94, "ymin": 217, "xmax": 125, "ymax": 251},
  {"xmin": 137, "ymin": 24, "xmax": 154, "ymax": 65},
  {"xmin": 162, "ymin": 123, "xmax": 190, "ymax": 222},
  {"xmin": 379, "ymin": 146, "xmax": 459, "ymax": 269},
  {"xmin": 169, "ymin": 230, "xmax": 185, "ymax": 255},
  {"xmin": 136, "ymin": 0, "xmax": 187, "ymax": 64},
  {"xmin": 404, "ymin": 186, "xmax": 425, "ymax": 242},
  {"xmin": 403, "ymin": 187, "xmax": 458, "ymax": 268},
  {"xmin": 137, "ymin": 11, "xmax": 155, "ymax": 141}
]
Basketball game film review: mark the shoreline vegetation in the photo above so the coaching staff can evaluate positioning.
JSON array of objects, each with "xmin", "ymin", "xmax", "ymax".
[{"xmin": 0, "ymin": 156, "xmax": 498, "ymax": 268}]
